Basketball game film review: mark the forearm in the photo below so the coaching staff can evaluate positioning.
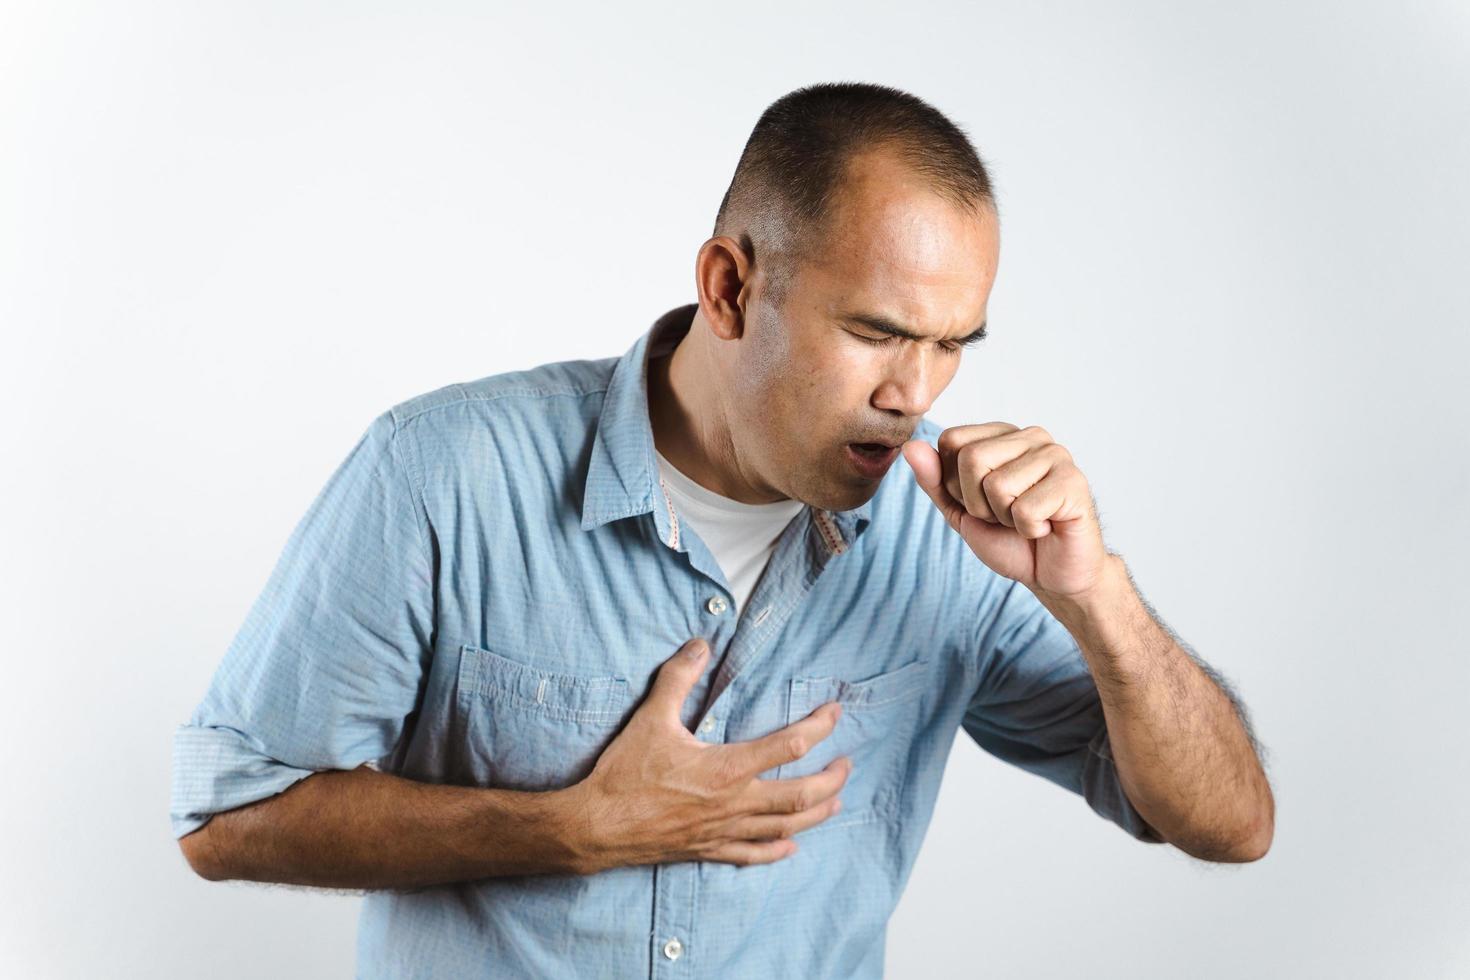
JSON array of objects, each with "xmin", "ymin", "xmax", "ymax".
[
  {"xmin": 1038, "ymin": 554, "xmax": 1274, "ymax": 862},
  {"xmin": 180, "ymin": 765, "xmax": 589, "ymax": 889}
]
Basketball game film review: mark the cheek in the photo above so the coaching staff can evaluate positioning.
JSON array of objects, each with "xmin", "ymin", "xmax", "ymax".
[
  {"xmin": 742, "ymin": 332, "xmax": 879, "ymax": 441},
  {"xmin": 822, "ymin": 350, "xmax": 882, "ymax": 406}
]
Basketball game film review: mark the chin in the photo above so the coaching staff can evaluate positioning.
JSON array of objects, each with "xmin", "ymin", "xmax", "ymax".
[
  {"xmin": 808, "ymin": 476, "xmax": 882, "ymax": 514},
  {"xmin": 784, "ymin": 452, "xmax": 886, "ymax": 513}
]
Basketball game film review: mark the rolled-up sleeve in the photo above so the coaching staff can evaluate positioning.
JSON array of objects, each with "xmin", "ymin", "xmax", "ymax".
[
  {"xmin": 170, "ymin": 409, "xmax": 436, "ymax": 839},
  {"xmin": 961, "ymin": 576, "xmax": 1165, "ymax": 844}
]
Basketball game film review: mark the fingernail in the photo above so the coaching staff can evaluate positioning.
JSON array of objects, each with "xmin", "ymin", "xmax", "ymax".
[{"xmin": 685, "ymin": 639, "xmax": 708, "ymax": 659}]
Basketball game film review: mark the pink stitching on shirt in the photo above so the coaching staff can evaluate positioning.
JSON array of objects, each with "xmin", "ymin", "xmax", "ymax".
[
  {"xmin": 657, "ymin": 475, "xmax": 681, "ymax": 549},
  {"xmin": 814, "ymin": 509, "xmax": 846, "ymax": 556}
]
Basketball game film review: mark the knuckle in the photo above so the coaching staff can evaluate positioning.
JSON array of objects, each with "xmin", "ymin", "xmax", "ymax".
[
  {"xmin": 791, "ymin": 789, "xmax": 810, "ymax": 813},
  {"xmin": 785, "ymin": 735, "xmax": 808, "ymax": 759}
]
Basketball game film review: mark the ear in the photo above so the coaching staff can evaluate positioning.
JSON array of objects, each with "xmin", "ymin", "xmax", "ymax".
[{"xmin": 694, "ymin": 235, "xmax": 752, "ymax": 341}]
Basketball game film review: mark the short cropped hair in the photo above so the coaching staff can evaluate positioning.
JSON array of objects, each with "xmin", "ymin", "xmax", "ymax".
[{"xmin": 713, "ymin": 81, "xmax": 995, "ymax": 304}]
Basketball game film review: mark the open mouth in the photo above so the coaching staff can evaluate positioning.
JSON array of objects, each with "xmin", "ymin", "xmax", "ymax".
[{"xmin": 845, "ymin": 440, "xmax": 901, "ymax": 478}]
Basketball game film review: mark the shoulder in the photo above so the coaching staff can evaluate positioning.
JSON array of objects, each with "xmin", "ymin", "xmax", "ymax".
[
  {"xmin": 385, "ymin": 356, "xmax": 618, "ymax": 432},
  {"xmin": 374, "ymin": 356, "xmax": 619, "ymax": 454},
  {"xmin": 365, "ymin": 356, "xmax": 620, "ymax": 483}
]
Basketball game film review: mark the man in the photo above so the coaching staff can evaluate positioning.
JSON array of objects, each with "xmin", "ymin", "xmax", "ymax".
[{"xmin": 173, "ymin": 81, "xmax": 1273, "ymax": 978}]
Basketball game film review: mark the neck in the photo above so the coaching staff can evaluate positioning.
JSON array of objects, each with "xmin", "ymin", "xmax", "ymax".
[{"xmin": 648, "ymin": 315, "xmax": 784, "ymax": 504}]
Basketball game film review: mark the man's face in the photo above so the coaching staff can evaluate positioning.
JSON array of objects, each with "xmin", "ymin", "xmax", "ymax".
[{"xmin": 723, "ymin": 152, "xmax": 1001, "ymax": 513}]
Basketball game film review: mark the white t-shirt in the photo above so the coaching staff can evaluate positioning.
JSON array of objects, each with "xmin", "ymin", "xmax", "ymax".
[{"xmin": 653, "ymin": 447, "xmax": 806, "ymax": 616}]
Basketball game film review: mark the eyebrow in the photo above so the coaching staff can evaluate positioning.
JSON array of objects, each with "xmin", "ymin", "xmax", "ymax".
[{"xmin": 839, "ymin": 311, "xmax": 989, "ymax": 347}]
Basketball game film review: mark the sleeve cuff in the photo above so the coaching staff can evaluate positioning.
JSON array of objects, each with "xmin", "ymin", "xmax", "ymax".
[
  {"xmin": 1084, "ymin": 726, "xmax": 1168, "ymax": 844},
  {"xmin": 170, "ymin": 722, "xmax": 319, "ymax": 839}
]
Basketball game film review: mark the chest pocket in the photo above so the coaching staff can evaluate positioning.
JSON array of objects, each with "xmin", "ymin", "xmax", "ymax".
[
  {"xmin": 774, "ymin": 658, "xmax": 929, "ymax": 833},
  {"xmin": 453, "ymin": 642, "xmax": 636, "ymax": 792}
]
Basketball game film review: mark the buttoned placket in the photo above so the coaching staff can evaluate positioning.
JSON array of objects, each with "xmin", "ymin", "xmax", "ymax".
[
  {"xmin": 579, "ymin": 305, "xmax": 871, "ymax": 976},
  {"xmin": 646, "ymin": 473, "xmax": 862, "ymax": 977}
]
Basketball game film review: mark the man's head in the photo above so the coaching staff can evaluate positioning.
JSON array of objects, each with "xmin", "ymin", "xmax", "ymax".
[{"xmin": 665, "ymin": 81, "xmax": 1000, "ymax": 512}]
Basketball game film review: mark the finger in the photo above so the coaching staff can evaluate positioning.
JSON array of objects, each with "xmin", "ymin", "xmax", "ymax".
[
  {"xmin": 726, "ymin": 700, "xmax": 842, "ymax": 777},
  {"xmin": 936, "ymin": 423, "xmax": 1020, "ymax": 504},
  {"xmin": 640, "ymin": 638, "xmax": 710, "ymax": 722},
  {"xmin": 953, "ymin": 427, "xmax": 1057, "ymax": 524},
  {"xmin": 1009, "ymin": 465, "xmax": 1087, "ymax": 540},
  {"xmin": 901, "ymin": 440, "xmax": 966, "ymax": 533},
  {"xmin": 729, "ymin": 794, "xmax": 844, "ymax": 842},
  {"xmin": 745, "ymin": 755, "xmax": 852, "ymax": 816},
  {"xmin": 703, "ymin": 838, "xmax": 798, "ymax": 867},
  {"xmin": 955, "ymin": 440, "xmax": 1001, "ymax": 523},
  {"xmin": 974, "ymin": 444, "xmax": 1060, "ymax": 528}
]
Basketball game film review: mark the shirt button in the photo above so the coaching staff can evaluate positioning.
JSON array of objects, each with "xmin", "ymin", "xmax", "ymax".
[
  {"xmin": 663, "ymin": 937, "xmax": 683, "ymax": 960},
  {"xmin": 699, "ymin": 716, "xmax": 716, "ymax": 733},
  {"xmin": 706, "ymin": 595, "xmax": 728, "ymax": 616}
]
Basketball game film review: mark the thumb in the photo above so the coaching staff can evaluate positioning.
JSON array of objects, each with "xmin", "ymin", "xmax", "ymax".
[
  {"xmin": 902, "ymin": 439, "xmax": 965, "ymax": 533},
  {"xmin": 643, "ymin": 637, "xmax": 710, "ymax": 720}
]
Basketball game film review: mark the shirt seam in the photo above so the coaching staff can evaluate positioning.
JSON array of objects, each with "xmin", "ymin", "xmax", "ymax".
[
  {"xmin": 390, "ymin": 381, "xmax": 612, "ymax": 427},
  {"xmin": 386, "ymin": 413, "xmax": 436, "ymax": 621}
]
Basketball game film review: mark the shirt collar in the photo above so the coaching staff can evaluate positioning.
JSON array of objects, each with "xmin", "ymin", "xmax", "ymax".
[{"xmin": 579, "ymin": 303, "xmax": 873, "ymax": 552}]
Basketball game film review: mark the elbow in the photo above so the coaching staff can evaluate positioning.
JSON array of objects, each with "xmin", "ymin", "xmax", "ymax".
[
  {"xmin": 1173, "ymin": 806, "xmax": 1275, "ymax": 864},
  {"xmin": 178, "ymin": 821, "xmax": 228, "ymax": 881},
  {"xmin": 1217, "ymin": 803, "xmax": 1275, "ymax": 863},
  {"xmin": 1232, "ymin": 811, "xmax": 1275, "ymax": 863},
  {"xmin": 1233, "ymin": 785, "xmax": 1277, "ymax": 862},
  {"xmin": 1221, "ymin": 828, "xmax": 1272, "ymax": 864}
]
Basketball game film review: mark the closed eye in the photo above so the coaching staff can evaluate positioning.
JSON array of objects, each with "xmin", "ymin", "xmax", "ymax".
[
  {"xmin": 851, "ymin": 330, "xmax": 973, "ymax": 355},
  {"xmin": 852, "ymin": 330, "xmax": 901, "ymax": 348}
]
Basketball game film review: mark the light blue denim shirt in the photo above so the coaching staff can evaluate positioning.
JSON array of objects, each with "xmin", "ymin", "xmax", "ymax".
[{"xmin": 172, "ymin": 303, "xmax": 1162, "ymax": 979}]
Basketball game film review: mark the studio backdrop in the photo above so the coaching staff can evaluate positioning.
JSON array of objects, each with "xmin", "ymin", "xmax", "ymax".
[{"xmin": 2, "ymin": 2, "xmax": 1466, "ymax": 977}]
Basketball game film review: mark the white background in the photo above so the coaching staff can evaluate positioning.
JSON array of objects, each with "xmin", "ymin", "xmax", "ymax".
[{"xmin": 3, "ymin": 2, "xmax": 1467, "ymax": 977}]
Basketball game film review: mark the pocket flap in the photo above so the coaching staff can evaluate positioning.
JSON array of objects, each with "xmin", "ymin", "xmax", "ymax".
[
  {"xmin": 459, "ymin": 643, "xmax": 631, "ymax": 722},
  {"xmin": 792, "ymin": 657, "xmax": 928, "ymax": 713}
]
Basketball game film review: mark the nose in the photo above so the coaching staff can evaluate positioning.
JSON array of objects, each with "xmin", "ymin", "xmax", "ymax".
[{"xmin": 871, "ymin": 346, "xmax": 942, "ymax": 418}]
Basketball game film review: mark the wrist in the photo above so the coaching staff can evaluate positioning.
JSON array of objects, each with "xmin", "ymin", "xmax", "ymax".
[
  {"xmin": 467, "ymin": 782, "xmax": 602, "ymax": 878},
  {"xmin": 546, "ymin": 781, "xmax": 605, "ymax": 876},
  {"xmin": 1034, "ymin": 552, "xmax": 1131, "ymax": 633}
]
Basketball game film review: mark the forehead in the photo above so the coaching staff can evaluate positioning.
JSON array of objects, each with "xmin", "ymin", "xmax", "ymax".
[{"xmin": 797, "ymin": 150, "xmax": 999, "ymax": 325}]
